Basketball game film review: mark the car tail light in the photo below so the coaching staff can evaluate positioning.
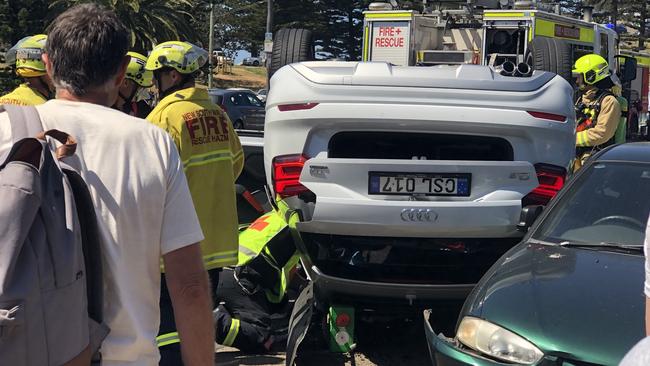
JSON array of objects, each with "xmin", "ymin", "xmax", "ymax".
[
  {"xmin": 527, "ymin": 111, "xmax": 567, "ymax": 122},
  {"xmin": 272, "ymin": 154, "xmax": 310, "ymax": 198},
  {"xmin": 335, "ymin": 312, "xmax": 351, "ymax": 327},
  {"xmin": 522, "ymin": 164, "xmax": 566, "ymax": 206},
  {"xmin": 278, "ymin": 103, "xmax": 319, "ymax": 112}
]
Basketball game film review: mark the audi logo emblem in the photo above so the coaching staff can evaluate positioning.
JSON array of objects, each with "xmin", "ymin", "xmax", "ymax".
[{"xmin": 400, "ymin": 209, "xmax": 438, "ymax": 222}]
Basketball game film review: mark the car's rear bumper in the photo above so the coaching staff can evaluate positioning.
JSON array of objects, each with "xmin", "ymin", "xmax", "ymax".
[
  {"xmin": 290, "ymin": 227, "xmax": 519, "ymax": 303},
  {"xmin": 308, "ymin": 265, "xmax": 474, "ymax": 302}
]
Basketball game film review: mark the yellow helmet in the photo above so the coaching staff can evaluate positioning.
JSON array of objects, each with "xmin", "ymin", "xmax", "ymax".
[
  {"xmin": 572, "ymin": 54, "xmax": 611, "ymax": 85},
  {"xmin": 126, "ymin": 51, "xmax": 153, "ymax": 87},
  {"xmin": 145, "ymin": 41, "xmax": 208, "ymax": 74},
  {"xmin": 6, "ymin": 34, "xmax": 47, "ymax": 77}
]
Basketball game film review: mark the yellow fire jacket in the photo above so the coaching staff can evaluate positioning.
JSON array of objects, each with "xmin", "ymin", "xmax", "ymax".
[
  {"xmin": 147, "ymin": 87, "xmax": 244, "ymax": 270},
  {"xmin": 0, "ymin": 83, "xmax": 47, "ymax": 106},
  {"xmin": 576, "ymin": 88, "xmax": 622, "ymax": 148}
]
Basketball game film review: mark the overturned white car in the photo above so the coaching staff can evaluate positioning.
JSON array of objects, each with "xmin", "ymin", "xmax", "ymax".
[{"xmin": 264, "ymin": 61, "xmax": 575, "ymax": 305}]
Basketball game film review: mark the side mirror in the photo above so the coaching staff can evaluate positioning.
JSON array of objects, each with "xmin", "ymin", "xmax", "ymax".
[
  {"xmin": 517, "ymin": 205, "xmax": 544, "ymax": 232},
  {"xmin": 616, "ymin": 55, "xmax": 637, "ymax": 83}
]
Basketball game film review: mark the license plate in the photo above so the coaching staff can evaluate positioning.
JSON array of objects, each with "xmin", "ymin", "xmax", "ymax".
[{"xmin": 368, "ymin": 172, "xmax": 471, "ymax": 196}]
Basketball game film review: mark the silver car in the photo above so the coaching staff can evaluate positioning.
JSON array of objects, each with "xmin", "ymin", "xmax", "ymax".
[{"xmin": 208, "ymin": 89, "xmax": 266, "ymax": 130}]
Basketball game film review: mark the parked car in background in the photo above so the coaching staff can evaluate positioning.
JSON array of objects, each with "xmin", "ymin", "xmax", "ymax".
[
  {"xmin": 228, "ymin": 87, "xmax": 257, "ymax": 94},
  {"xmin": 426, "ymin": 142, "xmax": 650, "ymax": 366},
  {"xmin": 212, "ymin": 49, "xmax": 233, "ymax": 65},
  {"xmin": 256, "ymin": 88, "xmax": 267, "ymax": 102},
  {"xmin": 243, "ymin": 56, "xmax": 262, "ymax": 66},
  {"xmin": 208, "ymin": 88, "xmax": 266, "ymax": 130}
]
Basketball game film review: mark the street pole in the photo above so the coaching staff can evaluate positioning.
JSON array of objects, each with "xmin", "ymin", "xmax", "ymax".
[
  {"xmin": 266, "ymin": 0, "xmax": 273, "ymax": 35},
  {"xmin": 640, "ymin": 2, "xmax": 647, "ymax": 50},
  {"xmin": 264, "ymin": 0, "xmax": 273, "ymax": 81},
  {"xmin": 208, "ymin": 2, "xmax": 215, "ymax": 89}
]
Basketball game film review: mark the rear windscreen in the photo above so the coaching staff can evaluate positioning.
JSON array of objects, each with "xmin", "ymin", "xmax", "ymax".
[{"xmin": 329, "ymin": 132, "xmax": 513, "ymax": 161}]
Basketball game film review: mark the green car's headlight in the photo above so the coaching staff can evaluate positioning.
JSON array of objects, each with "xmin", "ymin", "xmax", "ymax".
[{"xmin": 456, "ymin": 317, "xmax": 544, "ymax": 364}]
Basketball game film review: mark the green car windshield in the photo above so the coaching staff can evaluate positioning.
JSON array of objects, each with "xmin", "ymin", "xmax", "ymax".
[{"xmin": 533, "ymin": 162, "xmax": 650, "ymax": 247}]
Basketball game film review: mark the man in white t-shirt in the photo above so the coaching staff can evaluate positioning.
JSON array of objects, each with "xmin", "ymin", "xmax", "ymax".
[{"xmin": 0, "ymin": 4, "xmax": 214, "ymax": 365}]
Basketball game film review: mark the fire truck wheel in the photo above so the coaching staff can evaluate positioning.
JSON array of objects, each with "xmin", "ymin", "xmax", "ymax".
[
  {"xmin": 526, "ymin": 37, "xmax": 572, "ymax": 82},
  {"xmin": 269, "ymin": 28, "xmax": 315, "ymax": 84}
]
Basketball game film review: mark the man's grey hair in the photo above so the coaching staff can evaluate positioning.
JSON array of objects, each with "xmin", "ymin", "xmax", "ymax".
[{"xmin": 46, "ymin": 3, "xmax": 129, "ymax": 96}]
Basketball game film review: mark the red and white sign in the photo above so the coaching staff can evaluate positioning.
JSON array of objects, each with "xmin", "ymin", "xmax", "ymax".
[
  {"xmin": 374, "ymin": 26, "xmax": 406, "ymax": 48},
  {"xmin": 370, "ymin": 21, "xmax": 410, "ymax": 66}
]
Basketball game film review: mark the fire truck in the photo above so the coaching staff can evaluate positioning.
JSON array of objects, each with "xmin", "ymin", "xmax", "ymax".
[
  {"xmin": 361, "ymin": 1, "xmax": 619, "ymax": 79},
  {"xmin": 360, "ymin": 0, "xmax": 648, "ymax": 136}
]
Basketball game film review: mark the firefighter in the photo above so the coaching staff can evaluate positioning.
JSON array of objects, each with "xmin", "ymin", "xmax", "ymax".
[
  {"xmin": 573, "ymin": 54, "xmax": 622, "ymax": 171},
  {"xmin": 215, "ymin": 208, "xmax": 300, "ymax": 353},
  {"xmin": 113, "ymin": 51, "xmax": 153, "ymax": 118},
  {"xmin": 145, "ymin": 41, "xmax": 244, "ymax": 365},
  {"xmin": 0, "ymin": 34, "xmax": 53, "ymax": 105}
]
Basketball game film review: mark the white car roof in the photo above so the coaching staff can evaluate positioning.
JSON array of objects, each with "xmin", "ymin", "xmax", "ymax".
[
  {"xmin": 267, "ymin": 62, "xmax": 575, "ymax": 121},
  {"xmin": 286, "ymin": 61, "xmax": 556, "ymax": 92}
]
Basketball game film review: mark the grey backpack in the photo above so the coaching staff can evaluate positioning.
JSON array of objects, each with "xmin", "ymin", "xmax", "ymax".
[{"xmin": 0, "ymin": 105, "xmax": 109, "ymax": 365}]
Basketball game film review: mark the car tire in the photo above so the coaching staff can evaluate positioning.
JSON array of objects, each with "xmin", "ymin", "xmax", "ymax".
[
  {"xmin": 526, "ymin": 37, "xmax": 572, "ymax": 82},
  {"xmin": 253, "ymin": 60, "xmax": 260, "ymax": 66},
  {"xmin": 269, "ymin": 28, "xmax": 315, "ymax": 84},
  {"xmin": 233, "ymin": 119, "xmax": 244, "ymax": 129}
]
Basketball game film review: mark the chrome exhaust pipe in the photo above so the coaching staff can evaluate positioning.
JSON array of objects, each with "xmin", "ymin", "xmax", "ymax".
[
  {"xmin": 496, "ymin": 61, "xmax": 516, "ymax": 76},
  {"xmin": 515, "ymin": 62, "xmax": 532, "ymax": 77}
]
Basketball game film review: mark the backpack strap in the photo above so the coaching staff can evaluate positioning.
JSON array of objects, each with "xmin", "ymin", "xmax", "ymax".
[
  {"xmin": 592, "ymin": 90, "xmax": 613, "ymax": 116},
  {"xmin": 2, "ymin": 105, "xmax": 44, "ymax": 142},
  {"xmin": 62, "ymin": 167, "xmax": 109, "ymax": 364},
  {"xmin": 2, "ymin": 105, "xmax": 77, "ymax": 160}
]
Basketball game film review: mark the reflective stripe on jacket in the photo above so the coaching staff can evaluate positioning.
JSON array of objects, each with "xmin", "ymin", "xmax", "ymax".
[
  {"xmin": 148, "ymin": 87, "xmax": 244, "ymax": 270},
  {"xmin": 156, "ymin": 332, "xmax": 180, "ymax": 347},
  {"xmin": 238, "ymin": 211, "xmax": 288, "ymax": 265},
  {"xmin": 0, "ymin": 83, "xmax": 47, "ymax": 106}
]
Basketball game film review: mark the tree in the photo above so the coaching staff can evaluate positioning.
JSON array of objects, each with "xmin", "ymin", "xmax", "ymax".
[
  {"xmin": 1, "ymin": 0, "xmax": 205, "ymax": 93},
  {"xmin": 0, "ymin": 0, "xmax": 51, "ymax": 46},
  {"xmin": 319, "ymin": 0, "xmax": 370, "ymax": 60},
  {"xmin": 273, "ymin": 0, "xmax": 326, "ymax": 32},
  {"xmin": 0, "ymin": 0, "xmax": 51, "ymax": 94},
  {"xmin": 538, "ymin": 0, "xmax": 582, "ymax": 17},
  {"xmin": 48, "ymin": 0, "xmax": 199, "ymax": 53},
  {"xmin": 584, "ymin": 0, "xmax": 649, "ymax": 50}
]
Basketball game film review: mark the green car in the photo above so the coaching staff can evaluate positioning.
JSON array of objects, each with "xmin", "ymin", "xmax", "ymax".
[{"xmin": 426, "ymin": 143, "xmax": 650, "ymax": 366}]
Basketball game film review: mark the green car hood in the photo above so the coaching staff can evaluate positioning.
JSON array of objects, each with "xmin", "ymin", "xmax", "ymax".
[{"xmin": 464, "ymin": 242, "xmax": 645, "ymax": 365}]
